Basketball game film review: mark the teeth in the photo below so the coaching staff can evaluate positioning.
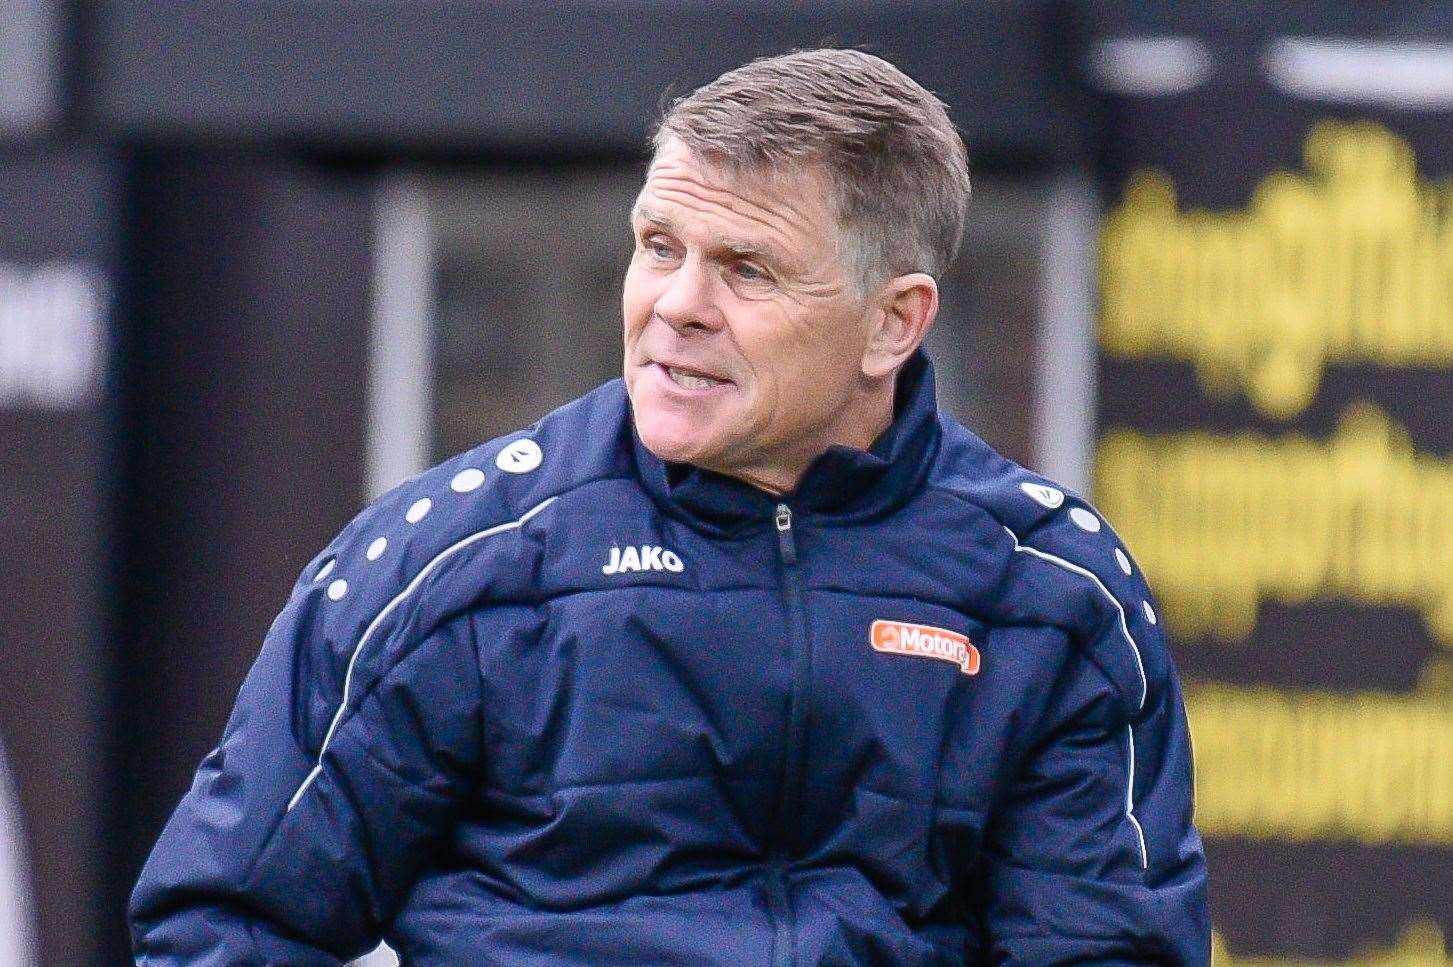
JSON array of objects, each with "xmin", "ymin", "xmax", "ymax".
[{"xmin": 667, "ymin": 366, "xmax": 722, "ymax": 390}]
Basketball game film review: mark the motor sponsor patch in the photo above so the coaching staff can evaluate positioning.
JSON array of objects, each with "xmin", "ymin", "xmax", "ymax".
[{"xmin": 870, "ymin": 620, "xmax": 980, "ymax": 675}]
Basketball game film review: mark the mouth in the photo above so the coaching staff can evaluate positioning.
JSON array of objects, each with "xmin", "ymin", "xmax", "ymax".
[{"xmin": 654, "ymin": 361, "xmax": 731, "ymax": 392}]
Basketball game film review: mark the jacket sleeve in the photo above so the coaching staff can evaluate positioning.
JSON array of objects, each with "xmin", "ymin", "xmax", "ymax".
[
  {"xmin": 128, "ymin": 554, "xmax": 486, "ymax": 965},
  {"xmin": 977, "ymin": 642, "xmax": 1208, "ymax": 965},
  {"xmin": 977, "ymin": 506, "xmax": 1209, "ymax": 965}
]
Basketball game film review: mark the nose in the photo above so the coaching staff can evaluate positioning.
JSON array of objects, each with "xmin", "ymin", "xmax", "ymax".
[{"xmin": 653, "ymin": 256, "xmax": 724, "ymax": 334}]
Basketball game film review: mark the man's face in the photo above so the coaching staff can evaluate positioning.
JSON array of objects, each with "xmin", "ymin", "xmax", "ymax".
[{"xmin": 623, "ymin": 139, "xmax": 876, "ymax": 489}]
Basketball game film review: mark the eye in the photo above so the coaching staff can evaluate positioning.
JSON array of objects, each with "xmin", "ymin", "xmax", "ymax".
[
  {"xmin": 731, "ymin": 260, "xmax": 771, "ymax": 283},
  {"xmin": 641, "ymin": 234, "xmax": 675, "ymax": 260}
]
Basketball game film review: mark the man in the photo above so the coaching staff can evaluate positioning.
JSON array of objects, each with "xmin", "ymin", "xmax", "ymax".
[{"xmin": 132, "ymin": 49, "xmax": 1208, "ymax": 965}]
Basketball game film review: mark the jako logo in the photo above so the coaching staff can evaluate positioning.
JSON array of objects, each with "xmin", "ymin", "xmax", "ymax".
[
  {"xmin": 602, "ymin": 545, "xmax": 684, "ymax": 575},
  {"xmin": 870, "ymin": 620, "xmax": 980, "ymax": 675}
]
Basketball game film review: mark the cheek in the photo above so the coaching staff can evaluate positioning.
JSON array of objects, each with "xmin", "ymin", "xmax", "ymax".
[
  {"xmin": 754, "ymin": 310, "xmax": 866, "ymax": 394},
  {"xmin": 739, "ymin": 306, "xmax": 839, "ymax": 373},
  {"xmin": 621, "ymin": 267, "xmax": 654, "ymax": 336}
]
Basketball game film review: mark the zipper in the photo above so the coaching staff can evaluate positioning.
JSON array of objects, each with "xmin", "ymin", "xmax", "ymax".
[
  {"xmin": 765, "ymin": 860, "xmax": 793, "ymax": 967},
  {"xmin": 775, "ymin": 503, "xmax": 797, "ymax": 564},
  {"xmin": 768, "ymin": 502, "xmax": 808, "ymax": 967}
]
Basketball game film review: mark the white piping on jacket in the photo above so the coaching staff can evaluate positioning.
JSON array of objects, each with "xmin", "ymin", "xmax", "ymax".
[
  {"xmin": 1126, "ymin": 725, "xmax": 1147, "ymax": 866},
  {"xmin": 286, "ymin": 496, "xmax": 558, "ymax": 812},
  {"xmin": 1004, "ymin": 525, "xmax": 1150, "ymax": 869}
]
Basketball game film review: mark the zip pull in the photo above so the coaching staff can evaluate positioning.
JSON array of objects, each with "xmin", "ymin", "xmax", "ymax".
[{"xmin": 774, "ymin": 503, "xmax": 797, "ymax": 564}]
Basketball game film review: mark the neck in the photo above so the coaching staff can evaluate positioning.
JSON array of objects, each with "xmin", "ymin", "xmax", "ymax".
[{"xmin": 723, "ymin": 383, "xmax": 896, "ymax": 497}]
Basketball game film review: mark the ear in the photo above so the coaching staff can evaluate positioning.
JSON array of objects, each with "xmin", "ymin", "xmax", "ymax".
[{"xmin": 861, "ymin": 273, "xmax": 938, "ymax": 380}]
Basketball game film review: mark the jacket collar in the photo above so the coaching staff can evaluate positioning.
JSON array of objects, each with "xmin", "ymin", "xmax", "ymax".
[{"xmin": 632, "ymin": 350, "xmax": 942, "ymax": 535}]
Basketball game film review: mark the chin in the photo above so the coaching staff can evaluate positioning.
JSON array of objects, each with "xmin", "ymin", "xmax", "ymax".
[
  {"xmin": 634, "ymin": 411, "xmax": 718, "ymax": 467},
  {"xmin": 630, "ymin": 392, "xmax": 735, "ymax": 468}
]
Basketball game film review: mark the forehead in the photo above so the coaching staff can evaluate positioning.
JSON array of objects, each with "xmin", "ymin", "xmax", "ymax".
[{"xmin": 633, "ymin": 140, "xmax": 836, "ymax": 254}]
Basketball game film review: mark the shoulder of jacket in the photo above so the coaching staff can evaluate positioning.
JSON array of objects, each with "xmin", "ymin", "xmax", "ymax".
[
  {"xmin": 929, "ymin": 418, "xmax": 1166, "ymax": 716},
  {"xmin": 284, "ymin": 380, "xmax": 634, "ymax": 658}
]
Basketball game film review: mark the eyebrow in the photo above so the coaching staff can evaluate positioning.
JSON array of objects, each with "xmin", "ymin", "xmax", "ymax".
[{"xmin": 631, "ymin": 205, "xmax": 783, "ymax": 265}]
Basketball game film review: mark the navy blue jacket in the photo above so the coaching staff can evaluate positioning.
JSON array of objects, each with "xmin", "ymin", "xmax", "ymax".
[{"xmin": 131, "ymin": 353, "xmax": 1209, "ymax": 965}]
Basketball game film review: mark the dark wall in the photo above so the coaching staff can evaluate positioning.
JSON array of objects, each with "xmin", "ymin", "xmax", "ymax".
[
  {"xmin": 0, "ymin": 140, "xmax": 114, "ymax": 967},
  {"xmin": 84, "ymin": 0, "xmax": 1089, "ymax": 165},
  {"xmin": 0, "ymin": 0, "xmax": 61, "ymax": 138},
  {"xmin": 107, "ymin": 150, "xmax": 374, "ymax": 960}
]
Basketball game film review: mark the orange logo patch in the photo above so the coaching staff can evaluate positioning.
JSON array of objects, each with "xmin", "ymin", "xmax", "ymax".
[{"xmin": 870, "ymin": 620, "xmax": 980, "ymax": 675}]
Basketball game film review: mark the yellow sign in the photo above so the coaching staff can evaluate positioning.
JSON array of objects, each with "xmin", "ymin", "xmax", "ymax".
[
  {"xmin": 1097, "ymin": 404, "xmax": 1453, "ymax": 644},
  {"xmin": 1188, "ymin": 673, "xmax": 1453, "ymax": 845},
  {"xmin": 1213, "ymin": 922, "xmax": 1451, "ymax": 966},
  {"xmin": 1101, "ymin": 120, "xmax": 1453, "ymax": 419}
]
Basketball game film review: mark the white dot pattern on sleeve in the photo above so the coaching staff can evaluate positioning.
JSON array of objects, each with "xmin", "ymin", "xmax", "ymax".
[
  {"xmin": 451, "ymin": 468, "xmax": 486, "ymax": 493},
  {"xmin": 314, "ymin": 558, "xmax": 336, "ymax": 583},
  {"xmin": 366, "ymin": 537, "xmax": 388, "ymax": 561},
  {"xmin": 406, "ymin": 497, "xmax": 432, "ymax": 524},
  {"xmin": 1069, "ymin": 507, "xmax": 1102, "ymax": 533},
  {"xmin": 1115, "ymin": 548, "xmax": 1133, "ymax": 575},
  {"xmin": 1019, "ymin": 481, "xmax": 1064, "ymax": 509},
  {"xmin": 1143, "ymin": 600, "xmax": 1157, "ymax": 624},
  {"xmin": 327, "ymin": 579, "xmax": 349, "ymax": 601},
  {"xmin": 497, "ymin": 439, "xmax": 543, "ymax": 474}
]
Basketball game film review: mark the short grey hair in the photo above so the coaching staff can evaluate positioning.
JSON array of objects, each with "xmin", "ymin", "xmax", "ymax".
[{"xmin": 652, "ymin": 48, "xmax": 971, "ymax": 292}]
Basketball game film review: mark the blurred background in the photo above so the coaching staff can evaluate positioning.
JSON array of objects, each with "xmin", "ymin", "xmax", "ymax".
[{"xmin": 4, "ymin": 1, "xmax": 1452, "ymax": 963}]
